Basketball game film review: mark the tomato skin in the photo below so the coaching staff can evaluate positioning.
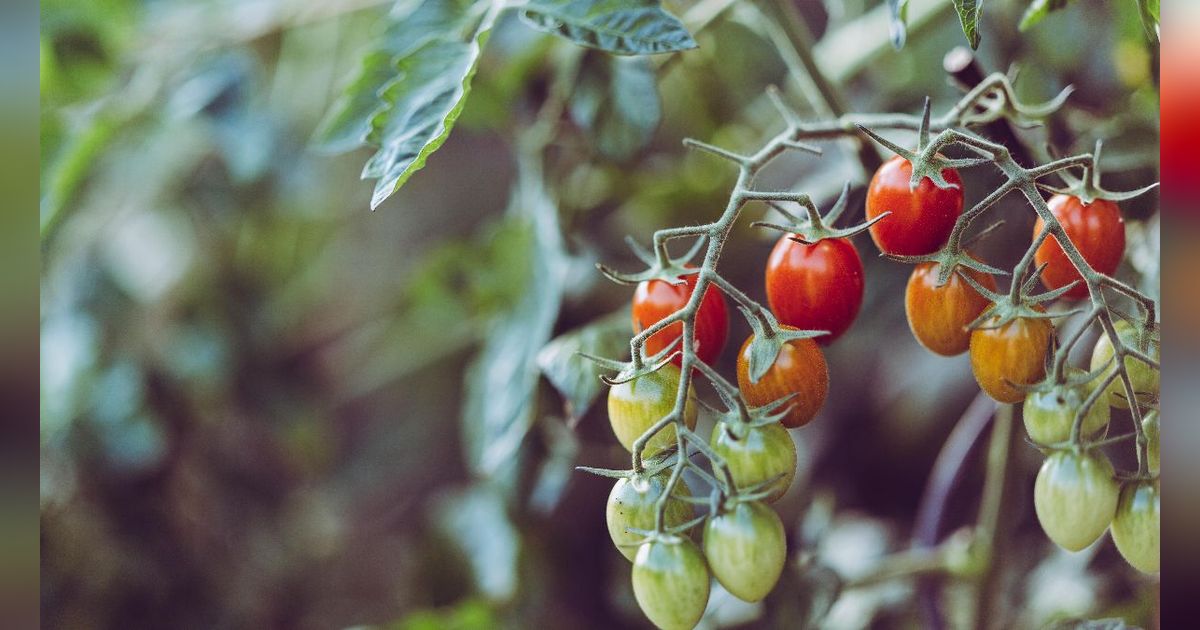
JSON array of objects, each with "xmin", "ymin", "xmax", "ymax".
[
  {"xmin": 1143, "ymin": 410, "xmax": 1160, "ymax": 474},
  {"xmin": 710, "ymin": 422, "xmax": 797, "ymax": 503},
  {"xmin": 703, "ymin": 501, "xmax": 787, "ymax": 603},
  {"xmin": 608, "ymin": 362, "xmax": 698, "ymax": 455},
  {"xmin": 1034, "ymin": 195, "xmax": 1125, "ymax": 300},
  {"xmin": 905, "ymin": 261, "xmax": 997, "ymax": 356},
  {"xmin": 633, "ymin": 271, "xmax": 729, "ymax": 366},
  {"xmin": 765, "ymin": 235, "xmax": 864, "ymax": 344},
  {"xmin": 735, "ymin": 334, "xmax": 829, "ymax": 429},
  {"xmin": 1110, "ymin": 481, "xmax": 1160, "ymax": 573},
  {"xmin": 1089, "ymin": 319, "xmax": 1159, "ymax": 409},
  {"xmin": 969, "ymin": 316, "xmax": 1054, "ymax": 404},
  {"xmin": 1022, "ymin": 370, "xmax": 1110, "ymax": 445},
  {"xmin": 1034, "ymin": 450, "xmax": 1119, "ymax": 552},
  {"xmin": 865, "ymin": 155, "xmax": 964, "ymax": 256},
  {"xmin": 607, "ymin": 475, "xmax": 694, "ymax": 562},
  {"xmin": 632, "ymin": 537, "xmax": 711, "ymax": 630}
]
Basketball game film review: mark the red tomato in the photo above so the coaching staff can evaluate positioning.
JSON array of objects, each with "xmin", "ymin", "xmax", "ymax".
[
  {"xmin": 904, "ymin": 260, "xmax": 997, "ymax": 356},
  {"xmin": 736, "ymin": 333, "xmax": 829, "ymax": 429},
  {"xmin": 865, "ymin": 155, "xmax": 964, "ymax": 256},
  {"xmin": 969, "ymin": 315, "xmax": 1054, "ymax": 404},
  {"xmin": 633, "ymin": 270, "xmax": 729, "ymax": 366},
  {"xmin": 765, "ymin": 235, "xmax": 864, "ymax": 344},
  {"xmin": 1034, "ymin": 195, "xmax": 1125, "ymax": 299}
]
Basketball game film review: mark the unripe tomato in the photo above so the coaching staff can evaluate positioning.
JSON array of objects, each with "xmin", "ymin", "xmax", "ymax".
[
  {"xmin": 865, "ymin": 155, "xmax": 964, "ymax": 256},
  {"xmin": 632, "ymin": 536, "xmax": 710, "ymax": 630},
  {"xmin": 1143, "ymin": 410, "xmax": 1160, "ymax": 474},
  {"xmin": 607, "ymin": 474, "xmax": 694, "ymax": 562},
  {"xmin": 608, "ymin": 363, "xmax": 698, "ymax": 456},
  {"xmin": 1022, "ymin": 370, "xmax": 1110, "ymax": 446},
  {"xmin": 633, "ymin": 271, "xmax": 729, "ymax": 366},
  {"xmin": 1034, "ymin": 450, "xmax": 1118, "ymax": 552},
  {"xmin": 1034, "ymin": 195, "xmax": 1125, "ymax": 300},
  {"xmin": 969, "ymin": 315, "xmax": 1054, "ymax": 404},
  {"xmin": 735, "ymin": 333, "xmax": 829, "ymax": 429},
  {"xmin": 1089, "ymin": 319, "xmax": 1159, "ymax": 409},
  {"xmin": 710, "ymin": 421, "xmax": 797, "ymax": 502},
  {"xmin": 905, "ymin": 261, "xmax": 997, "ymax": 356},
  {"xmin": 703, "ymin": 501, "xmax": 786, "ymax": 603},
  {"xmin": 764, "ymin": 235, "xmax": 864, "ymax": 344},
  {"xmin": 1110, "ymin": 481, "xmax": 1160, "ymax": 573}
]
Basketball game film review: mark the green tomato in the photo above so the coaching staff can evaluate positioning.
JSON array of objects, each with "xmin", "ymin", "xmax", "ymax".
[
  {"xmin": 1022, "ymin": 371, "xmax": 1110, "ymax": 445},
  {"xmin": 702, "ymin": 501, "xmax": 786, "ymax": 603},
  {"xmin": 608, "ymin": 362, "xmax": 698, "ymax": 456},
  {"xmin": 1110, "ymin": 481, "xmax": 1160, "ymax": 573},
  {"xmin": 1142, "ymin": 410, "xmax": 1160, "ymax": 474},
  {"xmin": 710, "ymin": 422, "xmax": 797, "ymax": 503},
  {"xmin": 1034, "ymin": 450, "xmax": 1118, "ymax": 552},
  {"xmin": 632, "ymin": 536, "xmax": 710, "ymax": 630},
  {"xmin": 607, "ymin": 474, "xmax": 694, "ymax": 562},
  {"xmin": 1090, "ymin": 320, "xmax": 1159, "ymax": 409}
]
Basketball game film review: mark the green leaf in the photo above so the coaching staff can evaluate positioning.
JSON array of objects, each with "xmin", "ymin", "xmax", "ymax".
[
  {"xmin": 1018, "ymin": 0, "xmax": 1070, "ymax": 31},
  {"xmin": 952, "ymin": 0, "xmax": 984, "ymax": 49},
  {"xmin": 313, "ymin": 0, "xmax": 503, "ymax": 209},
  {"xmin": 535, "ymin": 308, "xmax": 630, "ymax": 423},
  {"xmin": 1136, "ymin": 0, "xmax": 1159, "ymax": 42},
  {"xmin": 886, "ymin": 0, "xmax": 910, "ymax": 49},
  {"xmin": 569, "ymin": 53, "xmax": 662, "ymax": 161},
  {"xmin": 520, "ymin": 0, "xmax": 697, "ymax": 55}
]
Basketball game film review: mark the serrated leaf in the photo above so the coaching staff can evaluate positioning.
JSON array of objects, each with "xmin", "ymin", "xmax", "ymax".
[
  {"xmin": 887, "ymin": 0, "xmax": 910, "ymax": 49},
  {"xmin": 953, "ymin": 0, "xmax": 984, "ymax": 49},
  {"xmin": 520, "ymin": 0, "xmax": 697, "ymax": 55},
  {"xmin": 569, "ymin": 53, "xmax": 662, "ymax": 161},
  {"xmin": 536, "ymin": 309, "xmax": 630, "ymax": 424},
  {"xmin": 313, "ymin": 0, "xmax": 502, "ymax": 209},
  {"xmin": 1019, "ymin": 0, "xmax": 1070, "ymax": 31}
]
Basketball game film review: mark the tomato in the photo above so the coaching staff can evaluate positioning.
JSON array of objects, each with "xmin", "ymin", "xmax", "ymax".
[
  {"xmin": 633, "ymin": 270, "xmax": 729, "ymax": 366},
  {"xmin": 736, "ymin": 333, "xmax": 829, "ymax": 429},
  {"xmin": 608, "ymin": 362, "xmax": 698, "ymax": 455},
  {"xmin": 969, "ymin": 315, "xmax": 1054, "ymax": 404},
  {"xmin": 905, "ymin": 260, "xmax": 997, "ymax": 356},
  {"xmin": 765, "ymin": 235, "xmax": 864, "ymax": 344},
  {"xmin": 710, "ymin": 421, "xmax": 797, "ymax": 502},
  {"xmin": 607, "ymin": 474, "xmax": 695, "ymax": 562},
  {"xmin": 1089, "ymin": 319, "xmax": 1159, "ymax": 409},
  {"xmin": 1034, "ymin": 195, "xmax": 1125, "ymax": 300},
  {"xmin": 1143, "ymin": 410, "xmax": 1160, "ymax": 474},
  {"xmin": 702, "ymin": 501, "xmax": 786, "ymax": 603},
  {"xmin": 632, "ymin": 536, "xmax": 711, "ymax": 630},
  {"xmin": 1022, "ymin": 370, "xmax": 1110, "ymax": 445},
  {"xmin": 865, "ymin": 155, "xmax": 964, "ymax": 256},
  {"xmin": 1110, "ymin": 480, "xmax": 1160, "ymax": 573},
  {"xmin": 1033, "ymin": 450, "xmax": 1118, "ymax": 552}
]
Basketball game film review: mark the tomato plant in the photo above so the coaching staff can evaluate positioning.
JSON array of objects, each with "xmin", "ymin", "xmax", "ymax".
[
  {"xmin": 632, "ymin": 536, "xmax": 711, "ymax": 630},
  {"xmin": 765, "ymin": 234, "xmax": 864, "ymax": 344},
  {"xmin": 865, "ymin": 155, "xmax": 964, "ymax": 256},
  {"xmin": 1033, "ymin": 449, "xmax": 1119, "ymax": 552},
  {"xmin": 1033, "ymin": 195, "xmax": 1125, "ymax": 300},
  {"xmin": 607, "ymin": 362, "xmax": 698, "ymax": 455},
  {"xmin": 736, "ymin": 333, "xmax": 829, "ymax": 429},
  {"xmin": 607, "ymin": 474, "xmax": 694, "ymax": 562},
  {"xmin": 1090, "ymin": 319, "xmax": 1160, "ymax": 409},
  {"xmin": 710, "ymin": 421, "xmax": 797, "ymax": 503},
  {"xmin": 969, "ymin": 315, "xmax": 1054, "ymax": 404},
  {"xmin": 702, "ymin": 501, "xmax": 786, "ymax": 603},
  {"xmin": 633, "ymin": 271, "xmax": 729, "ymax": 366},
  {"xmin": 1110, "ymin": 481, "xmax": 1160, "ymax": 573},
  {"xmin": 904, "ymin": 261, "xmax": 996, "ymax": 356},
  {"xmin": 1143, "ymin": 411, "xmax": 1160, "ymax": 474},
  {"xmin": 1022, "ymin": 371, "xmax": 1110, "ymax": 445}
]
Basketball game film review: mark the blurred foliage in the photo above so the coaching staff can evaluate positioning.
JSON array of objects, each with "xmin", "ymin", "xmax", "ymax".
[{"xmin": 41, "ymin": 0, "xmax": 1158, "ymax": 628}]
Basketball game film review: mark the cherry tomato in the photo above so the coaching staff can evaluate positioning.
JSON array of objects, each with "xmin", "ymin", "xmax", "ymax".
[
  {"xmin": 1110, "ymin": 480, "xmax": 1160, "ymax": 573},
  {"xmin": 865, "ymin": 155, "xmax": 964, "ymax": 256},
  {"xmin": 608, "ymin": 363, "xmax": 698, "ymax": 456},
  {"xmin": 607, "ymin": 474, "xmax": 694, "ymax": 562},
  {"xmin": 703, "ymin": 501, "xmax": 786, "ymax": 603},
  {"xmin": 1143, "ymin": 410, "xmax": 1160, "ymax": 474},
  {"xmin": 1034, "ymin": 449, "xmax": 1118, "ymax": 552},
  {"xmin": 1034, "ymin": 195, "xmax": 1125, "ymax": 300},
  {"xmin": 1089, "ymin": 319, "xmax": 1159, "ymax": 409},
  {"xmin": 905, "ymin": 260, "xmax": 997, "ymax": 356},
  {"xmin": 710, "ymin": 421, "xmax": 797, "ymax": 503},
  {"xmin": 632, "ymin": 536, "xmax": 710, "ymax": 630},
  {"xmin": 736, "ymin": 333, "xmax": 829, "ymax": 429},
  {"xmin": 765, "ymin": 235, "xmax": 864, "ymax": 344},
  {"xmin": 633, "ymin": 270, "xmax": 729, "ymax": 366},
  {"xmin": 1022, "ymin": 369, "xmax": 1110, "ymax": 446},
  {"xmin": 969, "ymin": 315, "xmax": 1054, "ymax": 404}
]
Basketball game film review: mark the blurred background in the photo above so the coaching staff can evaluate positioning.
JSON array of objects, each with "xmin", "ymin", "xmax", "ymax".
[{"xmin": 39, "ymin": 0, "xmax": 1160, "ymax": 628}]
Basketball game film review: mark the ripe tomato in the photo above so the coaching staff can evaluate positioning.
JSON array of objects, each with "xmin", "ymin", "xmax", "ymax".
[
  {"xmin": 1143, "ymin": 410, "xmax": 1160, "ymax": 474},
  {"xmin": 905, "ymin": 260, "xmax": 997, "ymax": 356},
  {"xmin": 865, "ymin": 155, "xmax": 964, "ymax": 256},
  {"xmin": 710, "ymin": 421, "xmax": 797, "ymax": 503},
  {"xmin": 632, "ymin": 536, "xmax": 710, "ymax": 630},
  {"xmin": 702, "ymin": 501, "xmax": 786, "ymax": 603},
  {"xmin": 608, "ymin": 362, "xmax": 698, "ymax": 456},
  {"xmin": 607, "ymin": 474, "xmax": 694, "ymax": 562},
  {"xmin": 735, "ymin": 333, "xmax": 829, "ymax": 429},
  {"xmin": 1022, "ymin": 370, "xmax": 1110, "ymax": 446},
  {"xmin": 633, "ymin": 270, "xmax": 729, "ymax": 366},
  {"xmin": 1033, "ymin": 450, "xmax": 1119, "ymax": 552},
  {"xmin": 1110, "ymin": 481, "xmax": 1160, "ymax": 573},
  {"xmin": 969, "ymin": 315, "xmax": 1054, "ymax": 404},
  {"xmin": 1034, "ymin": 195, "xmax": 1125, "ymax": 300},
  {"xmin": 1089, "ymin": 319, "xmax": 1159, "ymax": 409},
  {"xmin": 764, "ymin": 235, "xmax": 864, "ymax": 344}
]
